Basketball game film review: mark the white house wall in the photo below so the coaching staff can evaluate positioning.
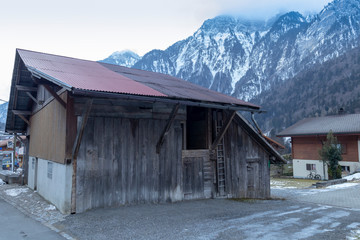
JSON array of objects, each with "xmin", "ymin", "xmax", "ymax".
[
  {"xmin": 28, "ymin": 157, "xmax": 73, "ymax": 214},
  {"xmin": 293, "ymin": 159, "xmax": 360, "ymax": 180},
  {"xmin": 293, "ymin": 159, "xmax": 328, "ymax": 180}
]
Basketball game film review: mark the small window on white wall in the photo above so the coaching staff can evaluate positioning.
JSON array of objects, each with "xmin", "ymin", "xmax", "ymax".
[
  {"xmin": 47, "ymin": 162, "xmax": 53, "ymax": 179},
  {"xmin": 32, "ymin": 158, "xmax": 35, "ymax": 170},
  {"xmin": 306, "ymin": 164, "xmax": 316, "ymax": 171}
]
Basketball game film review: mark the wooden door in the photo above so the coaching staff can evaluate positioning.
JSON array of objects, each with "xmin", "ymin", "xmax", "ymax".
[
  {"xmin": 246, "ymin": 158, "xmax": 260, "ymax": 198},
  {"xmin": 182, "ymin": 150, "xmax": 210, "ymax": 200}
]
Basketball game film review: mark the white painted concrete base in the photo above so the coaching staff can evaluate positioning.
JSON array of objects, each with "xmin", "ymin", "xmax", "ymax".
[
  {"xmin": 28, "ymin": 157, "xmax": 72, "ymax": 214},
  {"xmin": 293, "ymin": 159, "xmax": 360, "ymax": 180},
  {"xmin": 293, "ymin": 159, "xmax": 328, "ymax": 180}
]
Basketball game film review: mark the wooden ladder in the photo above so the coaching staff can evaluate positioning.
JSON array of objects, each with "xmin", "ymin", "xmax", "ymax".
[{"xmin": 216, "ymin": 119, "xmax": 226, "ymax": 196}]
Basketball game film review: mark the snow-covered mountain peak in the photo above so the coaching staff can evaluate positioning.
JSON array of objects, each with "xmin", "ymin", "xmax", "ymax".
[
  {"xmin": 100, "ymin": 50, "xmax": 141, "ymax": 67},
  {"xmin": 110, "ymin": 0, "xmax": 360, "ymax": 104}
]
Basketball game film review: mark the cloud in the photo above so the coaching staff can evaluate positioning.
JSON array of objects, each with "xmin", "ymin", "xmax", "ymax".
[{"xmin": 215, "ymin": 0, "xmax": 332, "ymax": 19}]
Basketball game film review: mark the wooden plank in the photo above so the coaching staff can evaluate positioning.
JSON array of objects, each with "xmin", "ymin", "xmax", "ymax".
[
  {"xmin": 16, "ymin": 84, "xmax": 37, "ymax": 92},
  {"xmin": 25, "ymin": 92, "xmax": 40, "ymax": 105},
  {"xmin": 12, "ymin": 110, "xmax": 32, "ymax": 115},
  {"xmin": 182, "ymin": 150, "xmax": 209, "ymax": 158},
  {"xmin": 156, "ymin": 103, "xmax": 180, "ymax": 153},
  {"xmin": 29, "ymin": 91, "xmax": 67, "ymax": 164},
  {"xmin": 211, "ymin": 111, "xmax": 236, "ymax": 150},
  {"xmin": 15, "ymin": 114, "xmax": 30, "ymax": 126},
  {"xmin": 71, "ymin": 99, "xmax": 93, "ymax": 159},
  {"xmin": 71, "ymin": 98, "xmax": 93, "ymax": 214},
  {"xmin": 43, "ymin": 84, "xmax": 67, "ymax": 109}
]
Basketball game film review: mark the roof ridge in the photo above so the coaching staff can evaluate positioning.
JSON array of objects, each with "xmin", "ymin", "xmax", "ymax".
[{"xmin": 16, "ymin": 48, "xmax": 99, "ymax": 64}]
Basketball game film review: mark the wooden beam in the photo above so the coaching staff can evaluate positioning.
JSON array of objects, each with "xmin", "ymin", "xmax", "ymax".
[
  {"xmin": 15, "ymin": 114, "xmax": 31, "ymax": 126},
  {"xmin": 43, "ymin": 84, "xmax": 67, "ymax": 109},
  {"xmin": 71, "ymin": 98, "xmax": 93, "ymax": 214},
  {"xmin": 210, "ymin": 110, "xmax": 236, "ymax": 150},
  {"xmin": 156, "ymin": 103, "xmax": 180, "ymax": 154},
  {"xmin": 16, "ymin": 85, "xmax": 37, "ymax": 92},
  {"xmin": 25, "ymin": 92, "xmax": 41, "ymax": 105},
  {"xmin": 12, "ymin": 110, "xmax": 32, "ymax": 115}
]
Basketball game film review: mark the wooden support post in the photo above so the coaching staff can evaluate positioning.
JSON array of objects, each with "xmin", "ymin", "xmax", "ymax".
[
  {"xmin": 71, "ymin": 98, "xmax": 93, "ymax": 214},
  {"xmin": 210, "ymin": 111, "xmax": 236, "ymax": 150},
  {"xmin": 16, "ymin": 114, "xmax": 31, "ymax": 126},
  {"xmin": 43, "ymin": 84, "xmax": 67, "ymax": 109},
  {"xmin": 25, "ymin": 92, "xmax": 41, "ymax": 105},
  {"xmin": 12, "ymin": 133, "xmax": 16, "ymax": 172},
  {"xmin": 12, "ymin": 110, "xmax": 31, "ymax": 126},
  {"xmin": 156, "ymin": 103, "xmax": 180, "ymax": 154}
]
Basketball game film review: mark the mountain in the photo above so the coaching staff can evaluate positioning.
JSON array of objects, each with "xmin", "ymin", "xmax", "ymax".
[
  {"xmin": 100, "ymin": 50, "xmax": 141, "ymax": 67},
  {"xmin": 0, "ymin": 102, "xmax": 8, "ymax": 131},
  {"xmin": 130, "ymin": 0, "xmax": 360, "ymax": 100},
  {"xmin": 102, "ymin": 0, "xmax": 360, "ymax": 143},
  {"xmin": 251, "ymin": 45, "xmax": 360, "ymax": 136}
]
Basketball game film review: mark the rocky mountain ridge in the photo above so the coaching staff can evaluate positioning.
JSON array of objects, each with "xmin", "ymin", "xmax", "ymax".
[{"xmin": 109, "ymin": 0, "xmax": 360, "ymax": 103}]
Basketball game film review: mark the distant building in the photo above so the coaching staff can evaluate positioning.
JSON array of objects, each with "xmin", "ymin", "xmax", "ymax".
[
  {"xmin": 278, "ymin": 114, "xmax": 360, "ymax": 179},
  {"xmin": 6, "ymin": 49, "xmax": 284, "ymax": 214}
]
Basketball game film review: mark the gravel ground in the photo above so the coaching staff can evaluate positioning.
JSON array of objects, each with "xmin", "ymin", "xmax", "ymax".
[
  {"xmin": 1, "ymin": 179, "xmax": 360, "ymax": 240},
  {"xmin": 54, "ymin": 198, "xmax": 360, "ymax": 240}
]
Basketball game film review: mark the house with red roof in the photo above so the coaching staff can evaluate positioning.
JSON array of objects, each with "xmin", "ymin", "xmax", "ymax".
[
  {"xmin": 6, "ymin": 49, "xmax": 284, "ymax": 214},
  {"xmin": 278, "ymin": 113, "xmax": 360, "ymax": 180}
]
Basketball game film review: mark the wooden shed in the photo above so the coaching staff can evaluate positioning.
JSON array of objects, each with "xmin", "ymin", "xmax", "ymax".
[{"xmin": 6, "ymin": 49, "xmax": 284, "ymax": 214}]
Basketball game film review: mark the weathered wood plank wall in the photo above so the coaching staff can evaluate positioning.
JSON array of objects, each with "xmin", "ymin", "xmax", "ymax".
[
  {"xmin": 224, "ymin": 116, "xmax": 270, "ymax": 199},
  {"xmin": 29, "ymin": 92, "xmax": 67, "ymax": 164},
  {"xmin": 76, "ymin": 116, "xmax": 183, "ymax": 213}
]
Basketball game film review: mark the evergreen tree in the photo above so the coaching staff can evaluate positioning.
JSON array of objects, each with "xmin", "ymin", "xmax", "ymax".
[{"xmin": 319, "ymin": 131, "xmax": 342, "ymax": 179}]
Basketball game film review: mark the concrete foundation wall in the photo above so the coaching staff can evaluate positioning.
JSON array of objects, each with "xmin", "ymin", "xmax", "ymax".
[
  {"xmin": 293, "ymin": 159, "xmax": 360, "ymax": 180},
  {"xmin": 28, "ymin": 157, "xmax": 72, "ymax": 214},
  {"xmin": 293, "ymin": 159, "xmax": 328, "ymax": 180},
  {"xmin": 27, "ymin": 157, "xmax": 37, "ymax": 190}
]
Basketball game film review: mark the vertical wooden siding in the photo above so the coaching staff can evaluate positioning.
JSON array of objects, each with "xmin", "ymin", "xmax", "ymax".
[
  {"xmin": 224, "ymin": 119, "xmax": 270, "ymax": 199},
  {"xmin": 29, "ymin": 92, "xmax": 67, "ymax": 164},
  {"xmin": 76, "ymin": 117, "xmax": 183, "ymax": 213}
]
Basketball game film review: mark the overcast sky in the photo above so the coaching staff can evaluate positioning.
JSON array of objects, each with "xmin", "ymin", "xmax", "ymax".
[{"xmin": 0, "ymin": 0, "xmax": 332, "ymax": 101}]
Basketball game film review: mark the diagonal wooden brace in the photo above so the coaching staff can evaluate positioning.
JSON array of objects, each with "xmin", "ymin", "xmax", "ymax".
[
  {"xmin": 211, "ymin": 110, "xmax": 236, "ymax": 150},
  {"xmin": 156, "ymin": 103, "xmax": 180, "ymax": 154}
]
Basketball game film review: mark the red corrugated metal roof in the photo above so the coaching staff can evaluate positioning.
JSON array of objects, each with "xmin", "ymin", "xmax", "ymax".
[
  {"xmin": 17, "ymin": 49, "xmax": 259, "ymax": 109},
  {"xmin": 100, "ymin": 63, "xmax": 259, "ymax": 108},
  {"xmin": 18, "ymin": 49, "xmax": 166, "ymax": 97}
]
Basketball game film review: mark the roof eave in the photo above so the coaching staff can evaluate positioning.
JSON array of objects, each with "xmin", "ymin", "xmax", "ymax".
[
  {"xmin": 26, "ymin": 66, "xmax": 72, "ymax": 91},
  {"xmin": 71, "ymin": 88, "xmax": 262, "ymax": 112},
  {"xmin": 277, "ymin": 132, "xmax": 360, "ymax": 137}
]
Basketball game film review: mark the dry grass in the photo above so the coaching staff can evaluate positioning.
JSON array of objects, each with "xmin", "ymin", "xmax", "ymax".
[{"xmin": 271, "ymin": 177, "xmax": 319, "ymax": 189}]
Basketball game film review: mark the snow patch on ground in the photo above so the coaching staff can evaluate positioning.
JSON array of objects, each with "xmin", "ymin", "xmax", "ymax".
[
  {"xmin": 5, "ymin": 188, "xmax": 28, "ymax": 197},
  {"xmin": 0, "ymin": 179, "xmax": 5, "ymax": 185},
  {"xmin": 45, "ymin": 204, "xmax": 56, "ymax": 211},
  {"xmin": 326, "ymin": 183, "xmax": 358, "ymax": 189},
  {"xmin": 347, "ymin": 229, "xmax": 360, "ymax": 240},
  {"xmin": 343, "ymin": 173, "xmax": 360, "ymax": 181}
]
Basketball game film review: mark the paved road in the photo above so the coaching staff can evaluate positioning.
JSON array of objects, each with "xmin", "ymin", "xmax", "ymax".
[
  {"xmin": 0, "ymin": 198, "xmax": 65, "ymax": 240},
  {"xmin": 272, "ymin": 182, "xmax": 360, "ymax": 209},
  {"xmin": 54, "ymin": 198, "xmax": 360, "ymax": 240},
  {"xmin": 1, "ymin": 182, "xmax": 360, "ymax": 240}
]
